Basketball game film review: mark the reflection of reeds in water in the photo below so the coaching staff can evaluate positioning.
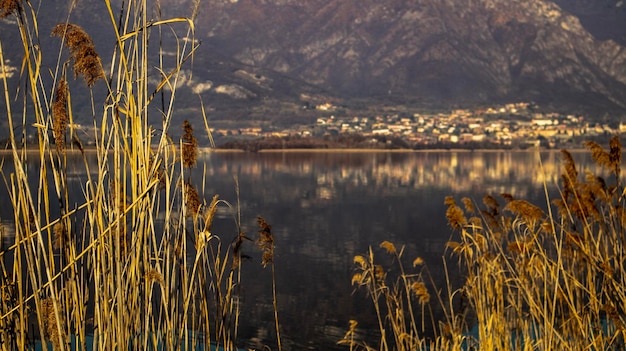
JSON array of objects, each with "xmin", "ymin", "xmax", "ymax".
[
  {"xmin": 0, "ymin": 2, "xmax": 281, "ymax": 350},
  {"xmin": 345, "ymin": 136, "xmax": 626, "ymax": 351}
]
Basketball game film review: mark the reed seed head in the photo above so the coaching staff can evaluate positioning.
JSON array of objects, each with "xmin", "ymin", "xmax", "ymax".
[
  {"xmin": 469, "ymin": 216, "xmax": 482, "ymax": 228},
  {"xmin": 351, "ymin": 272, "xmax": 364, "ymax": 286},
  {"xmin": 461, "ymin": 197, "xmax": 475, "ymax": 214},
  {"xmin": 504, "ymin": 199, "xmax": 544, "ymax": 224},
  {"xmin": 203, "ymin": 194, "xmax": 219, "ymax": 229},
  {"xmin": 480, "ymin": 209, "xmax": 500, "ymax": 232},
  {"xmin": 380, "ymin": 240, "xmax": 396, "ymax": 255},
  {"xmin": 145, "ymin": 269, "xmax": 164, "ymax": 286},
  {"xmin": 0, "ymin": 0, "xmax": 20, "ymax": 18},
  {"xmin": 181, "ymin": 120, "xmax": 198, "ymax": 168},
  {"xmin": 500, "ymin": 193, "xmax": 515, "ymax": 203},
  {"xmin": 445, "ymin": 201, "xmax": 467, "ymax": 230},
  {"xmin": 585, "ymin": 140, "xmax": 611, "ymax": 169},
  {"xmin": 232, "ymin": 231, "xmax": 252, "ymax": 269},
  {"xmin": 53, "ymin": 221, "xmax": 66, "ymax": 250},
  {"xmin": 183, "ymin": 181, "xmax": 201, "ymax": 218},
  {"xmin": 482, "ymin": 194, "xmax": 499, "ymax": 215},
  {"xmin": 540, "ymin": 220, "xmax": 554, "ymax": 234},
  {"xmin": 609, "ymin": 135, "xmax": 621, "ymax": 176},
  {"xmin": 374, "ymin": 265, "xmax": 385, "ymax": 282},
  {"xmin": 411, "ymin": 281, "xmax": 430, "ymax": 304},
  {"xmin": 585, "ymin": 171, "xmax": 607, "ymax": 200},
  {"xmin": 507, "ymin": 241, "xmax": 528, "ymax": 255},
  {"xmin": 52, "ymin": 79, "xmax": 69, "ymax": 153},
  {"xmin": 412, "ymin": 256, "xmax": 424, "ymax": 267},
  {"xmin": 444, "ymin": 196, "xmax": 456, "ymax": 206},
  {"xmin": 560, "ymin": 149, "xmax": 579, "ymax": 195},
  {"xmin": 257, "ymin": 216, "xmax": 274, "ymax": 267},
  {"xmin": 446, "ymin": 241, "xmax": 461, "ymax": 250},
  {"xmin": 52, "ymin": 23, "xmax": 104, "ymax": 87},
  {"xmin": 354, "ymin": 255, "xmax": 367, "ymax": 270},
  {"xmin": 41, "ymin": 298, "xmax": 62, "ymax": 350}
]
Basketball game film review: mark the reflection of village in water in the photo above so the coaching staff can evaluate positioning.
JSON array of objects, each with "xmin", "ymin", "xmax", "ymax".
[
  {"xmin": 0, "ymin": 150, "xmax": 621, "ymax": 350},
  {"xmin": 200, "ymin": 150, "xmax": 615, "ymax": 267},
  {"xmin": 205, "ymin": 150, "xmax": 607, "ymax": 201},
  {"xmin": 197, "ymin": 150, "xmax": 619, "ymax": 349}
]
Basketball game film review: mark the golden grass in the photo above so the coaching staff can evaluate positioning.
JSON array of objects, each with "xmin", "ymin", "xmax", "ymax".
[
  {"xmin": 344, "ymin": 135, "xmax": 626, "ymax": 351},
  {"xmin": 0, "ymin": 1, "xmax": 281, "ymax": 350}
]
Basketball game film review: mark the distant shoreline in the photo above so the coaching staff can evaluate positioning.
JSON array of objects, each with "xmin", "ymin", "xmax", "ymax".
[{"xmin": 0, "ymin": 146, "xmax": 591, "ymax": 156}]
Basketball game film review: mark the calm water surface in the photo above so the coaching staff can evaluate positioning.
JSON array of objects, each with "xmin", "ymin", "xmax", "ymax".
[{"xmin": 0, "ymin": 150, "xmax": 615, "ymax": 350}]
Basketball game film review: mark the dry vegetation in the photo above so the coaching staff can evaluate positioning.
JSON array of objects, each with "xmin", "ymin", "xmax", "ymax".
[
  {"xmin": 0, "ymin": 1, "xmax": 280, "ymax": 350},
  {"xmin": 2, "ymin": 1, "xmax": 626, "ymax": 351},
  {"xmin": 343, "ymin": 136, "xmax": 625, "ymax": 350}
]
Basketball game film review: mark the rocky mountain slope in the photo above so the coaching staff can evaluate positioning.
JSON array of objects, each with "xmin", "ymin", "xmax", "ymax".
[
  {"xmin": 1, "ymin": 0, "xmax": 626, "ymax": 129},
  {"xmin": 194, "ymin": 0, "xmax": 626, "ymax": 117}
]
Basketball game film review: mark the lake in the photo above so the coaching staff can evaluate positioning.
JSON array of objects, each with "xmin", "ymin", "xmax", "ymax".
[{"xmin": 0, "ymin": 149, "xmax": 614, "ymax": 350}]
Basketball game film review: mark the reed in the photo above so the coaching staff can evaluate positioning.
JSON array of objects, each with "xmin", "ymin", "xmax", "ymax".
[
  {"xmin": 344, "ymin": 136, "xmax": 625, "ymax": 351},
  {"xmin": 341, "ymin": 242, "xmax": 465, "ymax": 350},
  {"xmin": 0, "ymin": 1, "xmax": 279, "ymax": 350}
]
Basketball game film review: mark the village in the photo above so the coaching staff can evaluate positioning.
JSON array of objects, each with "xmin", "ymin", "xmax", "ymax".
[{"xmin": 214, "ymin": 101, "xmax": 626, "ymax": 149}]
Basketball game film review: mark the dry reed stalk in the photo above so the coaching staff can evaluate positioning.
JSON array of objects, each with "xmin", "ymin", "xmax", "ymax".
[
  {"xmin": 349, "ymin": 240, "xmax": 455, "ymax": 351},
  {"xmin": 256, "ymin": 216, "xmax": 282, "ymax": 350},
  {"xmin": 0, "ymin": 0, "xmax": 239, "ymax": 349},
  {"xmin": 441, "ymin": 136, "xmax": 626, "ymax": 351}
]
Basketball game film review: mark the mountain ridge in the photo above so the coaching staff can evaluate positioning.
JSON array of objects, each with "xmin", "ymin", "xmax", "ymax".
[
  {"xmin": 194, "ymin": 0, "xmax": 626, "ymax": 119},
  {"xmin": 1, "ymin": 0, "xmax": 625, "ymax": 131}
]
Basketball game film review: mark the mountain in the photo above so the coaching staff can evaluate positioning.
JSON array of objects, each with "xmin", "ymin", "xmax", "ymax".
[
  {"xmin": 1, "ymin": 0, "xmax": 626, "ymax": 132},
  {"xmin": 551, "ymin": 0, "xmax": 626, "ymax": 46},
  {"xmin": 193, "ymin": 0, "xmax": 626, "ymax": 119}
]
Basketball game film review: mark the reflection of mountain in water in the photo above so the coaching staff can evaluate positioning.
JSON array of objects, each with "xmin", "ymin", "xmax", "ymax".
[
  {"xmin": 194, "ymin": 150, "xmax": 619, "ymax": 349},
  {"xmin": 0, "ymin": 150, "xmax": 620, "ymax": 350}
]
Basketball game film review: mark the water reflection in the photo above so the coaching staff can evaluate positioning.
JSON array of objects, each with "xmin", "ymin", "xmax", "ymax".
[
  {"xmin": 0, "ymin": 150, "xmax": 620, "ymax": 350},
  {"xmin": 195, "ymin": 150, "xmax": 618, "ymax": 350},
  {"xmin": 204, "ymin": 150, "xmax": 605, "ymax": 198}
]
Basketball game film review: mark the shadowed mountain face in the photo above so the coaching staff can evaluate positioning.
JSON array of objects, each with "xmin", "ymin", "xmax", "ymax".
[
  {"xmin": 1, "ymin": 0, "xmax": 625, "ymax": 129},
  {"xmin": 195, "ymin": 0, "xmax": 626, "ymax": 115}
]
